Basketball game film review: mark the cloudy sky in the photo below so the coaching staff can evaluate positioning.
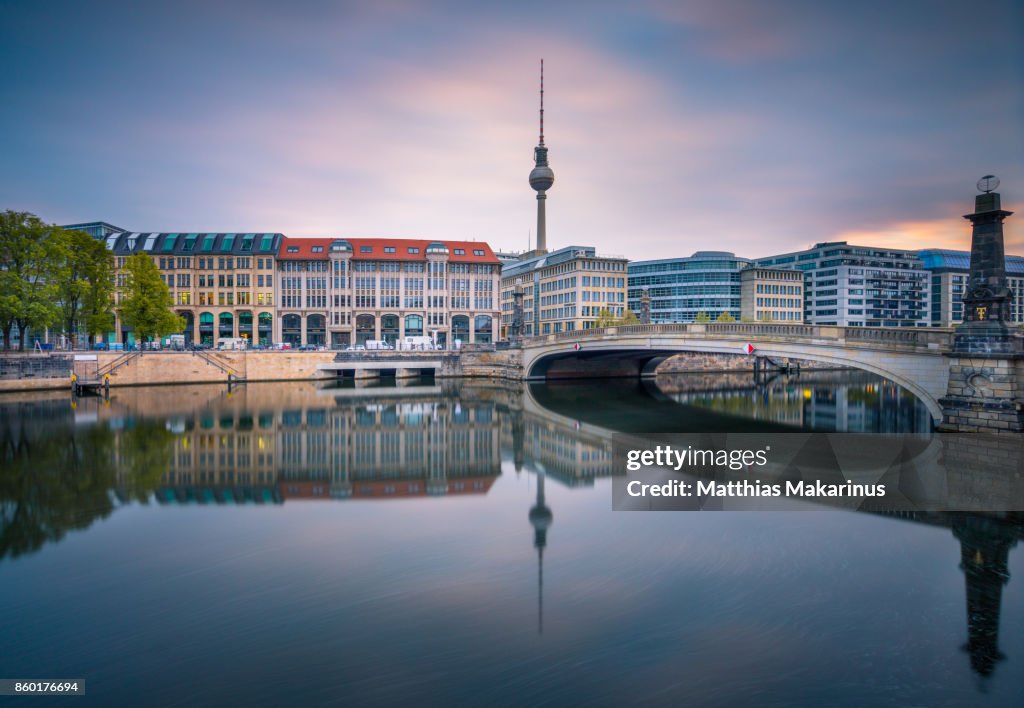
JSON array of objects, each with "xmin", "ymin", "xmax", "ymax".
[{"xmin": 2, "ymin": 0, "xmax": 1021, "ymax": 258}]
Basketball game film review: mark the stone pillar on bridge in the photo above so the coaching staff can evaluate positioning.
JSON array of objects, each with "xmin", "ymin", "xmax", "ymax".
[
  {"xmin": 640, "ymin": 287, "xmax": 651, "ymax": 325},
  {"xmin": 510, "ymin": 283, "xmax": 525, "ymax": 343},
  {"xmin": 940, "ymin": 177, "xmax": 1023, "ymax": 432}
]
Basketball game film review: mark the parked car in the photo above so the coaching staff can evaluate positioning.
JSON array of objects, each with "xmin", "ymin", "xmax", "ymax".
[
  {"xmin": 345, "ymin": 345, "xmax": 366, "ymax": 351},
  {"xmin": 365, "ymin": 340, "xmax": 392, "ymax": 350},
  {"xmin": 298, "ymin": 344, "xmax": 318, "ymax": 351},
  {"xmin": 91, "ymin": 342, "xmax": 109, "ymax": 351}
]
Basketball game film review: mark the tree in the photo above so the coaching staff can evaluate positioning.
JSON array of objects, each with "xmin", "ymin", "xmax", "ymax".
[
  {"xmin": 0, "ymin": 211, "xmax": 59, "ymax": 350},
  {"xmin": 694, "ymin": 311, "xmax": 711, "ymax": 323},
  {"xmin": 80, "ymin": 237, "xmax": 115, "ymax": 344},
  {"xmin": 117, "ymin": 253, "xmax": 184, "ymax": 344},
  {"xmin": 620, "ymin": 309, "xmax": 640, "ymax": 325},
  {"xmin": 594, "ymin": 308, "xmax": 639, "ymax": 328},
  {"xmin": 716, "ymin": 311, "xmax": 736, "ymax": 322},
  {"xmin": 595, "ymin": 308, "xmax": 616, "ymax": 328},
  {"xmin": 51, "ymin": 228, "xmax": 114, "ymax": 348}
]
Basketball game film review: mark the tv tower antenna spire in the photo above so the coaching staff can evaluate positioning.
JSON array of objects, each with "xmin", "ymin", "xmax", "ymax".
[
  {"xmin": 539, "ymin": 58, "xmax": 545, "ymax": 146},
  {"xmin": 529, "ymin": 59, "xmax": 554, "ymax": 253}
]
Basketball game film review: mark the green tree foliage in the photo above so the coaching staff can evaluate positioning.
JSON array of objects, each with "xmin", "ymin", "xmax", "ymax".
[
  {"xmin": 80, "ymin": 238, "xmax": 115, "ymax": 344},
  {"xmin": 595, "ymin": 308, "xmax": 640, "ymax": 328},
  {"xmin": 117, "ymin": 254, "xmax": 184, "ymax": 343},
  {"xmin": 716, "ymin": 311, "xmax": 736, "ymax": 322},
  {"xmin": 0, "ymin": 211, "xmax": 60, "ymax": 350},
  {"xmin": 594, "ymin": 308, "xmax": 616, "ymax": 328},
  {"xmin": 0, "ymin": 410, "xmax": 170, "ymax": 560},
  {"xmin": 694, "ymin": 311, "xmax": 711, "ymax": 323},
  {"xmin": 620, "ymin": 309, "xmax": 640, "ymax": 325},
  {"xmin": 51, "ymin": 228, "xmax": 115, "ymax": 348}
]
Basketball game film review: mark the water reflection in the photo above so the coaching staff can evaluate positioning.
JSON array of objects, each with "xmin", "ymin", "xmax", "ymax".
[
  {"xmin": 156, "ymin": 388, "xmax": 500, "ymax": 504},
  {"xmin": 0, "ymin": 373, "xmax": 1021, "ymax": 697},
  {"xmin": 953, "ymin": 515, "xmax": 1019, "ymax": 677},
  {"xmin": 654, "ymin": 370, "xmax": 934, "ymax": 432},
  {"xmin": 0, "ymin": 397, "xmax": 171, "ymax": 560}
]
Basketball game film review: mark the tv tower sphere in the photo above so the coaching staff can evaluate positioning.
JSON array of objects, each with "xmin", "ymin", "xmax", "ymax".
[{"xmin": 530, "ymin": 163, "xmax": 554, "ymax": 192}]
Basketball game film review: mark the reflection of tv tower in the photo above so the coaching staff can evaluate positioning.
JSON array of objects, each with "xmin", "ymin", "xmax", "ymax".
[
  {"xmin": 952, "ymin": 515, "xmax": 1018, "ymax": 677},
  {"xmin": 529, "ymin": 464, "xmax": 553, "ymax": 634}
]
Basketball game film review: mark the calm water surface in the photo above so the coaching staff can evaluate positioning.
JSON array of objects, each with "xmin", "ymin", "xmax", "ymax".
[{"xmin": 0, "ymin": 371, "xmax": 1020, "ymax": 707}]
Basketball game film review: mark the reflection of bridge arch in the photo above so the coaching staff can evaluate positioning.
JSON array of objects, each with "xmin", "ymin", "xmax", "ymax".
[{"xmin": 521, "ymin": 324, "xmax": 952, "ymax": 422}]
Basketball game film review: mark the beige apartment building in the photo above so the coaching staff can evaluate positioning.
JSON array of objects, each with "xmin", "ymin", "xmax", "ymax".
[
  {"xmin": 277, "ymin": 237, "xmax": 502, "ymax": 349},
  {"xmin": 740, "ymin": 266, "xmax": 804, "ymax": 322},
  {"xmin": 108, "ymin": 232, "xmax": 282, "ymax": 346},
  {"xmin": 500, "ymin": 245, "xmax": 629, "ymax": 337}
]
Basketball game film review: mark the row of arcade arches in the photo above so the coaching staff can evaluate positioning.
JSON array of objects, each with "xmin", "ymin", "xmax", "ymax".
[
  {"xmin": 174, "ymin": 312, "xmax": 494, "ymax": 348},
  {"xmin": 179, "ymin": 311, "xmax": 274, "ymax": 346}
]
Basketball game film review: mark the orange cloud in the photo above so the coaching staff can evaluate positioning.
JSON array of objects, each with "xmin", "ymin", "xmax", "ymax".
[{"xmin": 832, "ymin": 218, "xmax": 1024, "ymax": 255}]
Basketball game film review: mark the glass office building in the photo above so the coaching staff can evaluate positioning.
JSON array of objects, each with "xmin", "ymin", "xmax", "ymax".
[
  {"xmin": 918, "ymin": 249, "xmax": 1024, "ymax": 326},
  {"xmin": 627, "ymin": 252, "xmax": 751, "ymax": 323}
]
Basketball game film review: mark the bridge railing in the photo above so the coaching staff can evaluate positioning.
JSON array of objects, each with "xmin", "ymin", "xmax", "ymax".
[{"xmin": 535, "ymin": 323, "xmax": 953, "ymax": 350}]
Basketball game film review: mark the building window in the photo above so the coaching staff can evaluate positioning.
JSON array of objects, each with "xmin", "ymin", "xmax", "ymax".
[
  {"xmin": 287, "ymin": 246, "xmax": 299, "ymax": 253},
  {"xmin": 312, "ymin": 246, "xmax": 323, "ymax": 253},
  {"xmin": 407, "ymin": 247, "xmax": 419, "ymax": 254},
  {"xmin": 453, "ymin": 248, "xmax": 465, "ymax": 255},
  {"xmin": 360, "ymin": 246, "xmax": 373, "ymax": 253},
  {"xmin": 473, "ymin": 249, "xmax": 484, "ymax": 256},
  {"xmin": 384, "ymin": 246, "xmax": 396, "ymax": 254}
]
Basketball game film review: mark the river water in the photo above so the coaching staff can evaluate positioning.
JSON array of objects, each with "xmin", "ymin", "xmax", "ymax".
[{"xmin": 0, "ymin": 371, "xmax": 1020, "ymax": 706}]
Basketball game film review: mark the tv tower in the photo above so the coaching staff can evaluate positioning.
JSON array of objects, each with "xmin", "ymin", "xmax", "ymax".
[{"xmin": 529, "ymin": 59, "xmax": 555, "ymax": 253}]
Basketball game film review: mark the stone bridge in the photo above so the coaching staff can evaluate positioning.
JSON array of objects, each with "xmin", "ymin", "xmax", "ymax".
[{"xmin": 520, "ymin": 323, "xmax": 953, "ymax": 422}]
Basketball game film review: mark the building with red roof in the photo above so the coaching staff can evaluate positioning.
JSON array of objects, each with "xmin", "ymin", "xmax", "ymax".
[{"xmin": 276, "ymin": 236, "xmax": 501, "ymax": 348}]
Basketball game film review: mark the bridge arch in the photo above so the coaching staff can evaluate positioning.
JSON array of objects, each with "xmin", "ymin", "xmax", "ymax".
[{"xmin": 520, "ymin": 325, "xmax": 952, "ymax": 423}]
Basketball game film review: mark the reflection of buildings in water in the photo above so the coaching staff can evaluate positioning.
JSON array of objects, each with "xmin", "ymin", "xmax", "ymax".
[
  {"xmin": 158, "ymin": 396, "xmax": 501, "ymax": 502},
  {"xmin": 656, "ymin": 372, "xmax": 805, "ymax": 426},
  {"xmin": 802, "ymin": 379, "xmax": 931, "ymax": 433},
  {"xmin": 502, "ymin": 410, "xmax": 615, "ymax": 488},
  {"xmin": 654, "ymin": 371, "xmax": 934, "ymax": 433}
]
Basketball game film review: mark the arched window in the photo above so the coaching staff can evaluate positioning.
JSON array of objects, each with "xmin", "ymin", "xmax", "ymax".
[
  {"xmin": 474, "ymin": 315, "xmax": 492, "ymax": 344},
  {"xmin": 238, "ymin": 311, "xmax": 253, "ymax": 343},
  {"xmin": 199, "ymin": 312, "xmax": 214, "ymax": 346},
  {"xmin": 282, "ymin": 314, "xmax": 301, "ymax": 347},
  {"xmin": 355, "ymin": 314, "xmax": 376, "ymax": 346},
  {"xmin": 258, "ymin": 313, "xmax": 273, "ymax": 346},
  {"xmin": 178, "ymin": 311, "xmax": 195, "ymax": 345},
  {"xmin": 218, "ymin": 313, "xmax": 234, "ymax": 341},
  {"xmin": 452, "ymin": 315, "xmax": 470, "ymax": 345},
  {"xmin": 381, "ymin": 314, "xmax": 400, "ymax": 345},
  {"xmin": 404, "ymin": 314, "xmax": 423, "ymax": 337},
  {"xmin": 307, "ymin": 314, "xmax": 326, "ymax": 346}
]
